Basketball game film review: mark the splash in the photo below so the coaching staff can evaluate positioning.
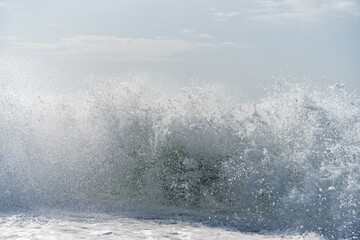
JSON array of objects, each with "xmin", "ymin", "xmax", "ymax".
[{"xmin": 0, "ymin": 73, "xmax": 359, "ymax": 239}]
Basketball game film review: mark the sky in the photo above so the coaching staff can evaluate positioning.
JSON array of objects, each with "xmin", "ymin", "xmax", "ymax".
[{"xmin": 1, "ymin": 0, "xmax": 359, "ymax": 97}]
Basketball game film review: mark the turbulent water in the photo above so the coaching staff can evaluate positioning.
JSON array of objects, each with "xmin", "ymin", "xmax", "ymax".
[{"xmin": 0, "ymin": 63, "xmax": 359, "ymax": 239}]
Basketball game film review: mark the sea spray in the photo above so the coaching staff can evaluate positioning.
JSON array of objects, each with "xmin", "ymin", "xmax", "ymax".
[{"xmin": 0, "ymin": 79, "xmax": 359, "ymax": 239}]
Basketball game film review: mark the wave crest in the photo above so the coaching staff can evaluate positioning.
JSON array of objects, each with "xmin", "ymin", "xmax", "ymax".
[{"xmin": 0, "ymin": 80, "xmax": 359, "ymax": 239}]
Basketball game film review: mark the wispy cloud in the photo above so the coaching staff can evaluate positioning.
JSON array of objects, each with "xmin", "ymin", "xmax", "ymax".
[
  {"xmin": 49, "ymin": 23, "xmax": 61, "ymax": 27},
  {"xmin": 0, "ymin": 35, "xmax": 25, "ymax": 41},
  {"xmin": 0, "ymin": 1, "xmax": 18, "ymax": 8},
  {"xmin": 214, "ymin": 12, "xmax": 240, "ymax": 18},
  {"xmin": 0, "ymin": 2, "xmax": 9, "ymax": 7},
  {"xmin": 5, "ymin": 35, "xmax": 242, "ymax": 61},
  {"xmin": 210, "ymin": 8, "xmax": 240, "ymax": 21},
  {"xmin": 196, "ymin": 34, "xmax": 213, "ymax": 39},
  {"xmin": 182, "ymin": 29, "xmax": 193, "ymax": 34},
  {"xmin": 8, "ymin": 35, "xmax": 193, "ymax": 61},
  {"xmin": 250, "ymin": 0, "xmax": 360, "ymax": 22},
  {"xmin": 181, "ymin": 29, "xmax": 213, "ymax": 39}
]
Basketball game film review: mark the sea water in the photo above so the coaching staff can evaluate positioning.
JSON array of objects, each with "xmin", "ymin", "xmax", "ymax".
[
  {"xmin": 0, "ymin": 60, "xmax": 359, "ymax": 239},
  {"xmin": 0, "ymin": 212, "xmax": 329, "ymax": 240}
]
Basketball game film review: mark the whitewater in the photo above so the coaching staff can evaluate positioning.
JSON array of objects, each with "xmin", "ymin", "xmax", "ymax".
[{"xmin": 0, "ymin": 62, "xmax": 359, "ymax": 239}]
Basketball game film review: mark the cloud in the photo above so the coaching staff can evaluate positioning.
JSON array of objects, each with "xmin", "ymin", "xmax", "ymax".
[
  {"xmin": 6, "ymin": 35, "xmax": 241, "ymax": 61},
  {"xmin": 181, "ymin": 29, "xmax": 213, "ymax": 39},
  {"xmin": 9, "ymin": 35, "xmax": 193, "ymax": 61},
  {"xmin": 0, "ymin": 35, "xmax": 25, "ymax": 41},
  {"xmin": 0, "ymin": 1, "xmax": 18, "ymax": 8},
  {"xmin": 0, "ymin": 2, "xmax": 8, "ymax": 7},
  {"xmin": 220, "ymin": 41, "xmax": 252, "ymax": 48},
  {"xmin": 250, "ymin": 0, "xmax": 360, "ymax": 22},
  {"xmin": 196, "ymin": 34, "xmax": 213, "ymax": 39},
  {"xmin": 210, "ymin": 8, "xmax": 240, "ymax": 21},
  {"xmin": 213, "ymin": 12, "xmax": 240, "ymax": 18},
  {"xmin": 182, "ymin": 29, "xmax": 193, "ymax": 34}
]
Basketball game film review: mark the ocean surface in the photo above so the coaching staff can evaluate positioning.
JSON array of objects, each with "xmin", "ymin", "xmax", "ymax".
[{"xmin": 0, "ymin": 62, "xmax": 359, "ymax": 239}]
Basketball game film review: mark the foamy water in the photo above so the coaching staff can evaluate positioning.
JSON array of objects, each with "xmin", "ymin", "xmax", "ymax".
[
  {"xmin": 0, "ymin": 59, "xmax": 359, "ymax": 239},
  {"xmin": 1, "ymin": 213, "xmax": 328, "ymax": 240}
]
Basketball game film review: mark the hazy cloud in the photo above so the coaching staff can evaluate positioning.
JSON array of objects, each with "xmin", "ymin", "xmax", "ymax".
[
  {"xmin": 214, "ymin": 12, "xmax": 240, "ymax": 18},
  {"xmin": 181, "ymin": 28, "xmax": 214, "ymax": 40},
  {"xmin": 182, "ymin": 29, "xmax": 193, "ymax": 34},
  {"xmin": 181, "ymin": 29, "xmax": 213, "ymax": 39},
  {"xmin": 250, "ymin": 0, "xmax": 360, "ymax": 22},
  {"xmin": 7, "ymin": 35, "xmax": 240, "ymax": 61},
  {"xmin": 0, "ymin": 35, "xmax": 25, "ymax": 41},
  {"xmin": 196, "ymin": 34, "xmax": 213, "ymax": 39},
  {"xmin": 0, "ymin": 1, "xmax": 18, "ymax": 8},
  {"xmin": 210, "ymin": 8, "xmax": 240, "ymax": 21}
]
